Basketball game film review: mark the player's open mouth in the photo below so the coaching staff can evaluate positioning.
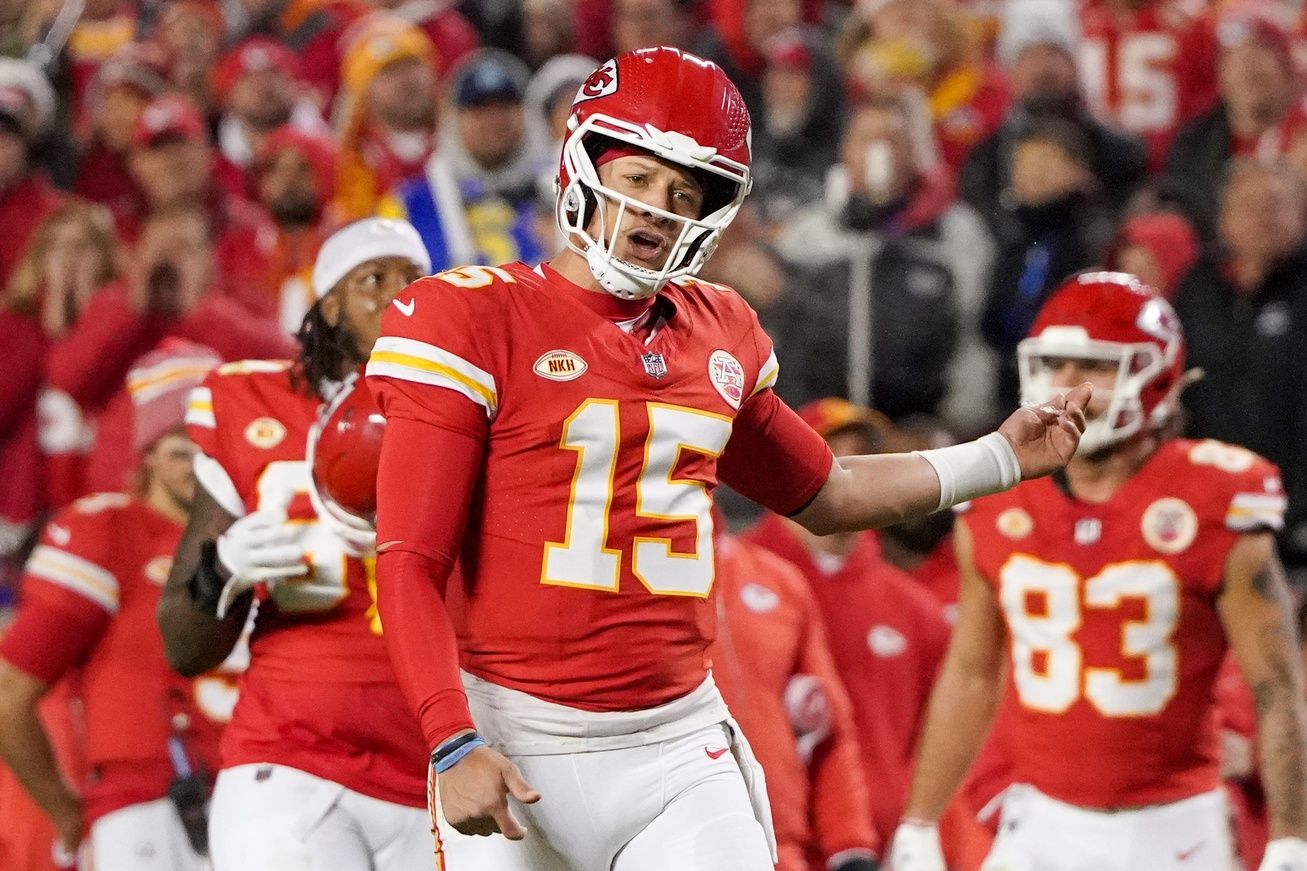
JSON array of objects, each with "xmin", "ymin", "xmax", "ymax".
[{"xmin": 624, "ymin": 228, "xmax": 668, "ymax": 263}]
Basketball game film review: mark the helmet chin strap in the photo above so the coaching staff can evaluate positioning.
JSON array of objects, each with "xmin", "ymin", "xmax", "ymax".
[{"xmin": 586, "ymin": 244, "xmax": 664, "ymax": 300}]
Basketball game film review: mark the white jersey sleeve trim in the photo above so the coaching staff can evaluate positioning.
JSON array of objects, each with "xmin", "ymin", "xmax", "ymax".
[
  {"xmin": 185, "ymin": 386, "xmax": 216, "ymax": 429},
  {"xmin": 750, "ymin": 349, "xmax": 779, "ymax": 398},
  {"xmin": 26, "ymin": 545, "xmax": 119, "ymax": 612},
  {"xmin": 367, "ymin": 336, "xmax": 499, "ymax": 417},
  {"xmin": 195, "ymin": 452, "xmax": 247, "ymax": 518},
  {"xmin": 1226, "ymin": 492, "xmax": 1287, "ymax": 532}
]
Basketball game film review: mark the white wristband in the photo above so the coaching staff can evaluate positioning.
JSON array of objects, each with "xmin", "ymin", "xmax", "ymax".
[
  {"xmin": 915, "ymin": 432, "xmax": 1022, "ymax": 511},
  {"xmin": 1262, "ymin": 837, "xmax": 1307, "ymax": 869}
]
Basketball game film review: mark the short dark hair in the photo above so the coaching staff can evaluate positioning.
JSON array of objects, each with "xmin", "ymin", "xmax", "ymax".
[{"xmin": 1013, "ymin": 116, "xmax": 1092, "ymax": 168}]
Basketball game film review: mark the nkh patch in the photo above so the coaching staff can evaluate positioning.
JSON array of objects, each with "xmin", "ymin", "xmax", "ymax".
[{"xmin": 641, "ymin": 352, "xmax": 668, "ymax": 379}]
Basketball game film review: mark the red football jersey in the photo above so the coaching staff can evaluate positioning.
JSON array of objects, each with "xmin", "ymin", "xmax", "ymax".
[
  {"xmin": 185, "ymin": 361, "xmax": 428, "ymax": 807},
  {"xmin": 1079, "ymin": 0, "xmax": 1219, "ymax": 168},
  {"xmin": 962, "ymin": 438, "xmax": 1286, "ymax": 808},
  {"xmin": 744, "ymin": 513, "xmax": 952, "ymax": 845},
  {"xmin": 709, "ymin": 534, "xmax": 877, "ymax": 871},
  {"xmin": 367, "ymin": 262, "xmax": 831, "ymax": 714},
  {"xmin": 0, "ymin": 495, "xmax": 227, "ymax": 825}
]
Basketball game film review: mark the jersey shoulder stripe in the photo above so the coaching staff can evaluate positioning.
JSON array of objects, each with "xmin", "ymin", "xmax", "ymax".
[
  {"xmin": 368, "ymin": 335, "xmax": 499, "ymax": 416},
  {"xmin": 26, "ymin": 544, "xmax": 119, "ymax": 612}
]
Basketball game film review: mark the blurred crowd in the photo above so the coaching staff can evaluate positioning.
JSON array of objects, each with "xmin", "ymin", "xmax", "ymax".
[{"xmin": 2, "ymin": 0, "xmax": 1307, "ymax": 866}]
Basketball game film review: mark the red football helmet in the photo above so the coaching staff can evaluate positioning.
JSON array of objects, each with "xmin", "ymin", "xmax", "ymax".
[
  {"xmin": 557, "ymin": 46, "xmax": 752, "ymax": 300},
  {"xmin": 307, "ymin": 373, "xmax": 384, "ymax": 552},
  {"xmin": 1018, "ymin": 272, "xmax": 1186, "ymax": 454}
]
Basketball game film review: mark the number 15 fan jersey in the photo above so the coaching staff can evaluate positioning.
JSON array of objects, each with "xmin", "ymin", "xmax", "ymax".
[
  {"xmin": 367, "ymin": 262, "xmax": 832, "ymax": 714},
  {"xmin": 962, "ymin": 438, "xmax": 1285, "ymax": 809}
]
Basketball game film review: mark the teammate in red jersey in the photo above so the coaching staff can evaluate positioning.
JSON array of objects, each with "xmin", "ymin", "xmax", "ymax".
[
  {"xmin": 710, "ymin": 527, "xmax": 880, "ymax": 871},
  {"xmin": 889, "ymin": 272, "xmax": 1307, "ymax": 871},
  {"xmin": 0, "ymin": 341, "xmax": 228, "ymax": 869},
  {"xmin": 155, "ymin": 218, "xmax": 435, "ymax": 870},
  {"xmin": 1080, "ymin": 0, "xmax": 1219, "ymax": 169},
  {"xmin": 361, "ymin": 46, "xmax": 1090, "ymax": 871}
]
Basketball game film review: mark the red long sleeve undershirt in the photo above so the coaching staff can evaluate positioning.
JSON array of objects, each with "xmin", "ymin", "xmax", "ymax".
[{"xmin": 374, "ymin": 408, "xmax": 486, "ymax": 750}]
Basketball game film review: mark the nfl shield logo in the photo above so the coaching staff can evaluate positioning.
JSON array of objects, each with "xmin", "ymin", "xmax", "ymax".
[{"xmin": 641, "ymin": 352, "xmax": 668, "ymax": 379}]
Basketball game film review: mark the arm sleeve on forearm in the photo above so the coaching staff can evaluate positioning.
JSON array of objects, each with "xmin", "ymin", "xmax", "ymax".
[
  {"xmin": 717, "ymin": 390, "xmax": 834, "ymax": 517},
  {"xmin": 374, "ymin": 409, "xmax": 486, "ymax": 748}
]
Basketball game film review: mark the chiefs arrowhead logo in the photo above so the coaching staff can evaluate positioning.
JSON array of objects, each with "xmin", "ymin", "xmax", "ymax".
[{"xmin": 576, "ymin": 59, "xmax": 618, "ymax": 103}]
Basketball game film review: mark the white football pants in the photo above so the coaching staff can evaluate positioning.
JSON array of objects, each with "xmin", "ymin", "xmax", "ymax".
[
  {"xmin": 207, "ymin": 764, "xmax": 432, "ymax": 871},
  {"xmin": 87, "ymin": 797, "xmax": 207, "ymax": 871},
  {"xmin": 981, "ymin": 784, "xmax": 1236, "ymax": 871},
  {"xmin": 433, "ymin": 722, "xmax": 774, "ymax": 871}
]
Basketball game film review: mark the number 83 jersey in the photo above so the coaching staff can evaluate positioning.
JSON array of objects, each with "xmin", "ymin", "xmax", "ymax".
[
  {"xmin": 367, "ymin": 262, "xmax": 816, "ymax": 713},
  {"xmin": 962, "ymin": 438, "xmax": 1287, "ymax": 809}
]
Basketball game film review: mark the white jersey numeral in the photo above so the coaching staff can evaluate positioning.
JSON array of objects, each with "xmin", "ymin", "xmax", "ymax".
[
  {"xmin": 1000, "ymin": 556, "xmax": 1180, "ymax": 718},
  {"xmin": 542, "ymin": 399, "xmax": 732, "ymax": 597}
]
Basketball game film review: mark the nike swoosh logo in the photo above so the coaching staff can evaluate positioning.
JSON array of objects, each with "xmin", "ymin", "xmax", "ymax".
[
  {"xmin": 1176, "ymin": 842, "xmax": 1205, "ymax": 862},
  {"xmin": 392, "ymin": 297, "xmax": 415, "ymax": 317},
  {"xmin": 704, "ymin": 747, "xmax": 729, "ymax": 760}
]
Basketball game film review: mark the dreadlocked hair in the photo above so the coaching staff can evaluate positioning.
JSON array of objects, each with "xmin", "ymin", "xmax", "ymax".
[{"xmin": 292, "ymin": 302, "xmax": 361, "ymax": 398}]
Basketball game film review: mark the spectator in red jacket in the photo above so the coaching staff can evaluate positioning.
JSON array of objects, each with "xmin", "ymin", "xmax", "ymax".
[
  {"xmin": 744, "ymin": 397, "xmax": 953, "ymax": 851},
  {"xmin": 124, "ymin": 94, "xmax": 280, "ymax": 318},
  {"xmin": 250, "ymin": 125, "xmax": 341, "ymax": 333},
  {"xmin": 57, "ymin": 204, "xmax": 293, "ymax": 494},
  {"xmin": 0, "ymin": 59, "xmax": 63, "ymax": 291},
  {"xmin": 711, "ymin": 528, "xmax": 880, "ymax": 871},
  {"xmin": 211, "ymin": 36, "xmax": 329, "ymax": 203}
]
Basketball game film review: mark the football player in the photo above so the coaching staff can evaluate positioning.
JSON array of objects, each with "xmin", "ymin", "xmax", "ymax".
[
  {"xmin": 0, "ymin": 340, "xmax": 228, "ymax": 869},
  {"xmin": 362, "ymin": 47, "xmax": 1090, "ymax": 871},
  {"xmin": 889, "ymin": 273, "xmax": 1307, "ymax": 871},
  {"xmin": 155, "ymin": 218, "xmax": 436, "ymax": 870}
]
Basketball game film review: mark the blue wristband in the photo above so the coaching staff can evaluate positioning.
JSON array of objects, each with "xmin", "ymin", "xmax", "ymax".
[{"xmin": 434, "ymin": 737, "xmax": 486, "ymax": 774}]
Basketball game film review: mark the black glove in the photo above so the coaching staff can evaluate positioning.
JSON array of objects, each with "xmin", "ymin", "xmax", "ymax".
[{"xmin": 832, "ymin": 856, "xmax": 881, "ymax": 871}]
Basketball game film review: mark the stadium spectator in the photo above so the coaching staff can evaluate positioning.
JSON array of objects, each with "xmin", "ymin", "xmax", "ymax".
[
  {"xmin": 55, "ymin": 0, "xmax": 140, "ymax": 129},
  {"xmin": 981, "ymin": 117, "xmax": 1113, "ymax": 409},
  {"xmin": 0, "ymin": 341, "xmax": 228, "ymax": 869},
  {"xmin": 61, "ymin": 204, "xmax": 292, "ymax": 494},
  {"xmin": 962, "ymin": 0, "xmax": 1147, "ymax": 230},
  {"xmin": 694, "ymin": 0, "xmax": 807, "ymax": 112},
  {"xmin": 382, "ymin": 50, "xmax": 548, "ymax": 269},
  {"xmin": 1103, "ymin": 210, "xmax": 1200, "ymax": 302},
  {"xmin": 609, "ymin": 0, "xmax": 696, "ymax": 56},
  {"xmin": 154, "ymin": 0, "xmax": 226, "ymax": 116},
  {"xmin": 711, "ymin": 528, "xmax": 881, "ymax": 871},
  {"xmin": 1079, "ymin": 0, "xmax": 1219, "ymax": 170},
  {"xmin": 211, "ymin": 36, "xmax": 327, "ymax": 202},
  {"xmin": 744, "ymin": 398, "xmax": 953, "ymax": 851},
  {"xmin": 124, "ymin": 93, "xmax": 280, "ymax": 317},
  {"xmin": 250, "ymin": 126, "xmax": 341, "ymax": 333},
  {"xmin": 73, "ymin": 46, "xmax": 167, "ymax": 220},
  {"xmin": 222, "ymin": 0, "xmax": 358, "ymax": 102},
  {"xmin": 0, "ymin": 58, "xmax": 62, "ymax": 289},
  {"xmin": 520, "ymin": 0, "xmax": 576, "ymax": 70},
  {"xmin": 524, "ymin": 53, "xmax": 600, "ymax": 247},
  {"xmin": 332, "ymin": 14, "xmax": 439, "ymax": 221},
  {"xmin": 843, "ymin": 0, "xmax": 1010, "ymax": 171},
  {"xmin": 1167, "ymin": 8, "xmax": 1304, "ymax": 231},
  {"xmin": 3, "ymin": 202, "xmax": 123, "ymax": 539},
  {"xmin": 774, "ymin": 93, "xmax": 995, "ymax": 426},
  {"xmin": 369, "ymin": 0, "xmax": 481, "ymax": 76},
  {"xmin": 1174, "ymin": 158, "xmax": 1307, "ymax": 570},
  {"xmin": 750, "ymin": 26, "xmax": 846, "ymax": 229}
]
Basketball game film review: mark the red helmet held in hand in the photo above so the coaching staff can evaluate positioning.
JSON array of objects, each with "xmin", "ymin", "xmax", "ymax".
[{"xmin": 308, "ymin": 373, "xmax": 384, "ymax": 552}]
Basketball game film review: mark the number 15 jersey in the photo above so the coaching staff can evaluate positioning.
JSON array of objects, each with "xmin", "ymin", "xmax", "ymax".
[
  {"xmin": 962, "ymin": 438, "xmax": 1286, "ymax": 809},
  {"xmin": 367, "ymin": 262, "xmax": 832, "ymax": 714}
]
